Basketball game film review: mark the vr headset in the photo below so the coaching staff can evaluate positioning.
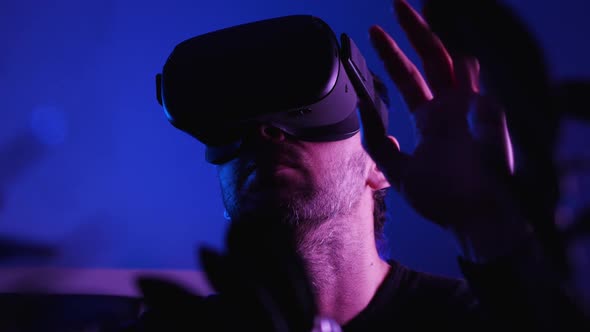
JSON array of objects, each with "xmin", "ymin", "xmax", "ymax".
[{"xmin": 156, "ymin": 15, "xmax": 388, "ymax": 164}]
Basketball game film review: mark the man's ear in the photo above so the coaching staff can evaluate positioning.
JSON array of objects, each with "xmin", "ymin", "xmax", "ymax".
[
  {"xmin": 366, "ymin": 136, "xmax": 399, "ymax": 190},
  {"xmin": 367, "ymin": 162, "xmax": 391, "ymax": 190}
]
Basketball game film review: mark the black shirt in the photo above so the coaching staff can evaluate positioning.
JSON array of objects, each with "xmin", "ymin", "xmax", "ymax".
[
  {"xmin": 342, "ymin": 260, "xmax": 481, "ymax": 331},
  {"xmin": 128, "ymin": 260, "xmax": 489, "ymax": 331}
]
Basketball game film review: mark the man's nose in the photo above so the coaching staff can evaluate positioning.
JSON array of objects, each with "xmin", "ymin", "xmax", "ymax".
[{"xmin": 256, "ymin": 124, "xmax": 286, "ymax": 142}]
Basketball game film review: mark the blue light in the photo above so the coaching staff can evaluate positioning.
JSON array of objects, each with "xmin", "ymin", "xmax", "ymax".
[{"xmin": 30, "ymin": 105, "xmax": 67, "ymax": 146}]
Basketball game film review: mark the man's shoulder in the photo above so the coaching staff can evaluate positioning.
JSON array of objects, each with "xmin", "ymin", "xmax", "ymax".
[
  {"xmin": 343, "ymin": 261, "xmax": 482, "ymax": 331},
  {"xmin": 387, "ymin": 260, "xmax": 479, "ymax": 311}
]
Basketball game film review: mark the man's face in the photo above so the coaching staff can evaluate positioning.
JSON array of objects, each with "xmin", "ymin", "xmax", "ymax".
[{"xmin": 217, "ymin": 125, "xmax": 371, "ymax": 227}]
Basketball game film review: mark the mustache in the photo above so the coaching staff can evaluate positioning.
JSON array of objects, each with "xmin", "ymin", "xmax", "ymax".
[{"xmin": 236, "ymin": 144, "xmax": 307, "ymax": 180}]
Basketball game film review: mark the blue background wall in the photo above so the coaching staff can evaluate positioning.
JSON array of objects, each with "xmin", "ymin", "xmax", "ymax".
[{"xmin": 0, "ymin": 0, "xmax": 588, "ymax": 277}]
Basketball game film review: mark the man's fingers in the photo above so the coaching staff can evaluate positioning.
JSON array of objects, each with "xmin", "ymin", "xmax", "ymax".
[
  {"xmin": 394, "ymin": 0, "xmax": 455, "ymax": 96},
  {"xmin": 135, "ymin": 276, "xmax": 202, "ymax": 308},
  {"xmin": 369, "ymin": 25, "xmax": 432, "ymax": 111},
  {"xmin": 454, "ymin": 55, "xmax": 480, "ymax": 93},
  {"xmin": 198, "ymin": 246, "xmax": 234, "ymax": 294}
]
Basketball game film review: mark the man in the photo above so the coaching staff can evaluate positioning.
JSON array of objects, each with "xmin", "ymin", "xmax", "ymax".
[
  {"xmin": 206, "ymin": 0, "xmax": 524, "ymax": 328},
  {"xmin": 130, "ymin": 0, "xmax": 582, "ymax": 331}
]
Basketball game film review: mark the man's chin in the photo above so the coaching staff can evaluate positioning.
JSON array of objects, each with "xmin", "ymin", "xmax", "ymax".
[
  {"xmin": 230, "ymin": 205, "xmax": 291, "ymax": 225},
  {"xmin": 232, "ymin": 191, "xmax": 304, "ymax": 221}
]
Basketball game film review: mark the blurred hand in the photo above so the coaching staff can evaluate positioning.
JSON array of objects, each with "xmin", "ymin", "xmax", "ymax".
[{"xmin": 198, "ymin": 217, "xmax": 317, "ymax": 331}]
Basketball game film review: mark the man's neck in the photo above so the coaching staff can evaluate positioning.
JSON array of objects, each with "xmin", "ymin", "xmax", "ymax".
[{"xmin": 294, "ymin": 213, "xmax": 391, "ymax": 325}]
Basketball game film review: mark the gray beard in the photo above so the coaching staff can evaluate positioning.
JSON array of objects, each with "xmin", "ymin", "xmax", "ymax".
[{"xmin": 221, "ymin": 150, "xmax": 369, "ymax": 233}]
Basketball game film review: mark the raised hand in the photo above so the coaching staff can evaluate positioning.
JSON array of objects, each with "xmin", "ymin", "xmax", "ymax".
[{"xmin": 359, "ymin": 0, "xmax": 515, "ymax": 232}]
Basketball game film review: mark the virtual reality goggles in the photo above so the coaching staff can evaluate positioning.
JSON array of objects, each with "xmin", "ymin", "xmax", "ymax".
[{"xmin": 156, "ymin": 15, "xmax": 389, "ymax": 164}]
